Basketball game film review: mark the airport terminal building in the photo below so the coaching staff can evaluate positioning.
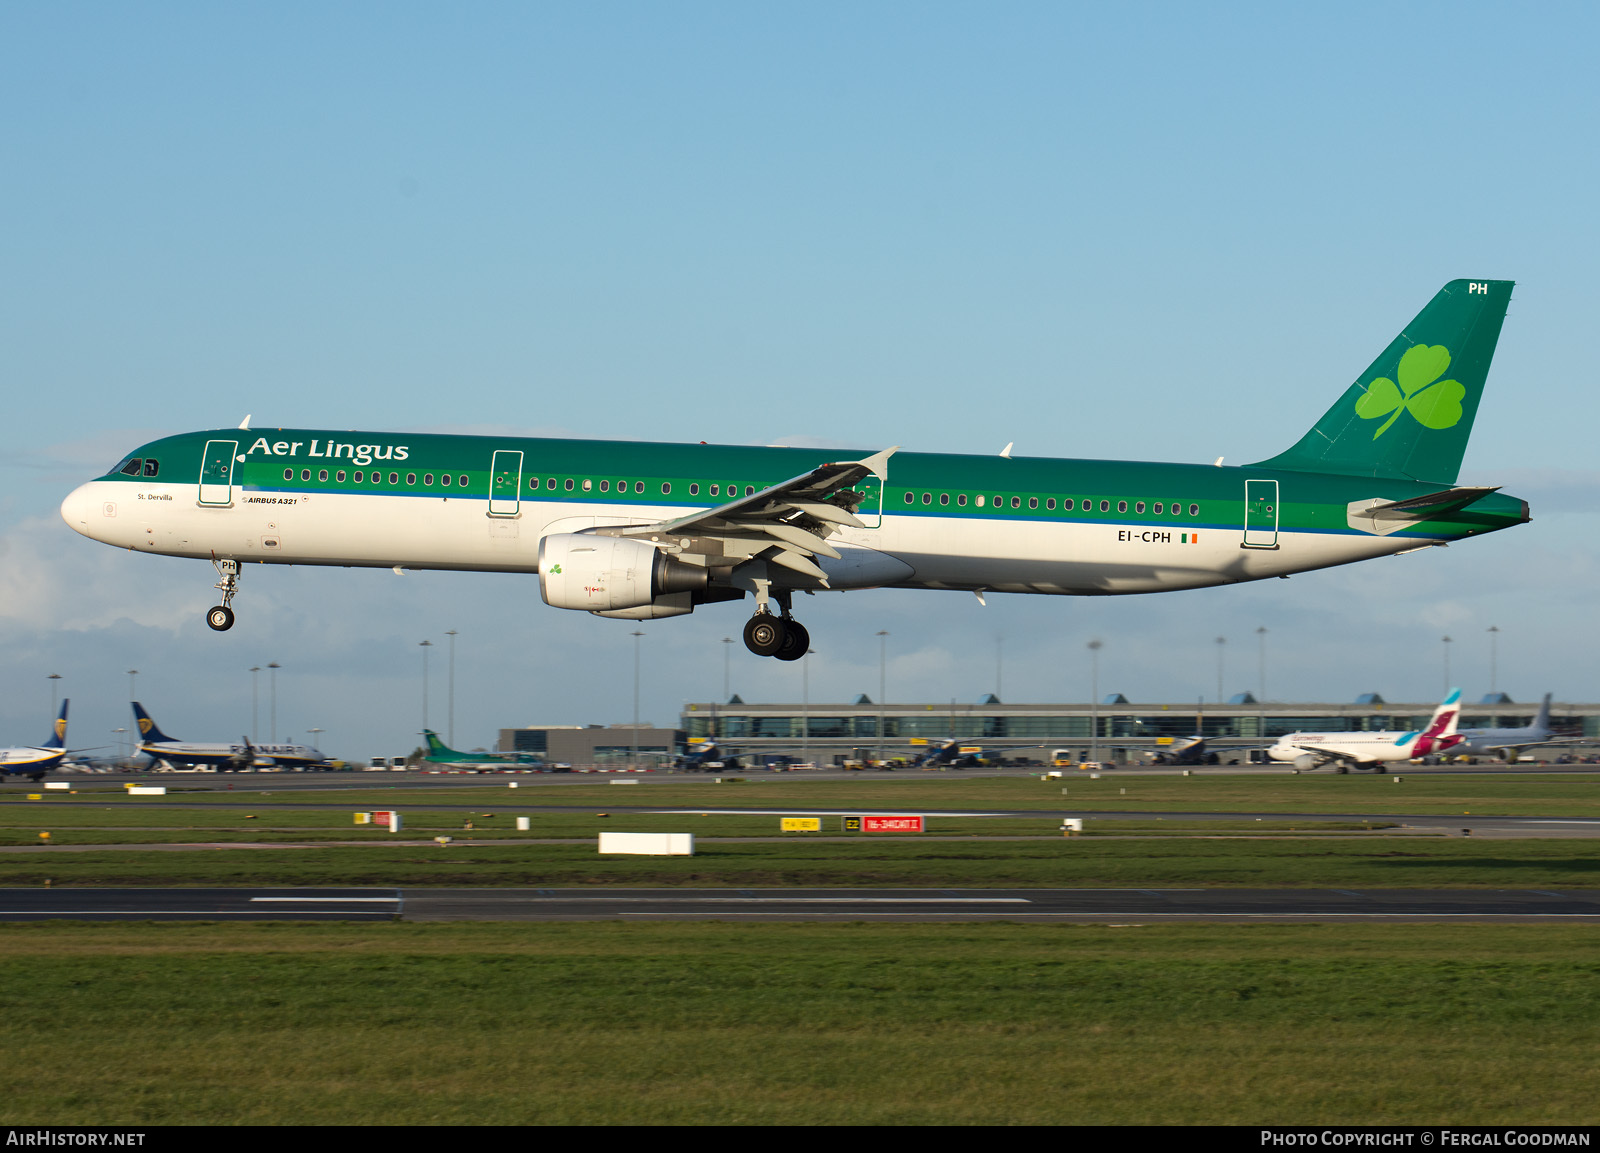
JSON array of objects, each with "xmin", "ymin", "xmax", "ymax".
[{"xmin": 671, "ymin": 693, "xmax": 1598, "ymax": 766}]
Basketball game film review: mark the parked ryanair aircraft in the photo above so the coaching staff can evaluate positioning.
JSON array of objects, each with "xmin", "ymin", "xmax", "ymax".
[
  {"xmin": 132, "ymin": 703, "xmax": 328, "ymax": 771},
  {"xmin": 61, "ymin": 281, "xmax": 1527, "ymax": 656},
  {"xmin": 1, "ymin": 701, "xmax": 72, "ymax": 782}
]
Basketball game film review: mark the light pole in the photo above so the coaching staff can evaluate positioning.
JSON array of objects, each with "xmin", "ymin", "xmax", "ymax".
[
  {"xmin": 995, "ymin": 635, "xmax": 1004, "ymax": 702},
  {"xmin": 249, "ymin": 667, "xmax": 260, "ymax": 743},
  {"xmin": 128, "ymin": 669, "xmax": 138, "ymax": 704},
  {"xmin": 1215, "ymin": 636, "xmax": 1226, "ymax": 704},
  {"xmin": 876, "ymin": 630, "xmax": 889, "ymax": 764},
  {"xmin": 445, "ymin": 630, "xmax": 458, "ymax": 746},
  {"xmin": 267, "ymin": 662, "xmax": 281, "ymax": 742},
  {"xmin": 802, "ymin": 646, "xmax": 815, "ymax": 767},
  {"xmin": 47, "ymin": 673, "xmax": 61, "ymax": 712},
  {"xmin": 1256, "ymin": 626, "xmax": 1268, "ymax": 739},
  {"xmin": 1442, "ymin": 636, "xmax": 1453, "ymax": 697},
  {"xmin": 1487, "ymin": 625, "xmax": 1500, "ymax": 695},
  {"xmin": 631, "ymin": 631, "xmax": 645, "ymax": 771},
  {"xmin": 419, "ymin": 640, "xmax": 433, "ymax": 732},
  {"xmin": 113, "ymin": 727, "xmax": 127, "ymax": 764},
  {"xmin": 1088, "ymin": 639, "xmax": 1102, "ymax": 763},
  {"xmin": 721, "ymin": 636, "xmax": 733, "ymax": 701}
]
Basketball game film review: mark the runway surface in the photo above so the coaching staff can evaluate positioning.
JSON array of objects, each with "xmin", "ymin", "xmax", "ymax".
[{"xmin": 5, "ymin": 887, "xmax": 1600, "ymax": 922}]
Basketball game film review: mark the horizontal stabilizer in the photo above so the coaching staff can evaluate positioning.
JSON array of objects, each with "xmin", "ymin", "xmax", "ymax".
[{"xmin": 1347, "ymin": 486, "xmax": 1500, "ymax": 536}]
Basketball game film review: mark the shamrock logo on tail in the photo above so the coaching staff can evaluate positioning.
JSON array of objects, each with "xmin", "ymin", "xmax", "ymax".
[{"xmin": 1354, "ymin": 344, "xmax": 1465, "ymax": 439}]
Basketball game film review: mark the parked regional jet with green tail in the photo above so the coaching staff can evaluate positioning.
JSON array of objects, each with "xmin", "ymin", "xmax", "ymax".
[{"xmin": 62, "ymin": 281, "xmax": 1528, "ymax": 657}]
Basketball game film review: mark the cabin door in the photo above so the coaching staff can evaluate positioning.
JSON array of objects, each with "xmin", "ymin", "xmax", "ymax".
[
  {"xmin": 1242, "ymin": 479, "xmax": 1279, "ymax": 549},
  {"xmin": 198, "ymin": 439, "xmax": 239, "ymax": 506},
  {"xmin": 488, "ymin": 450, "xmax": 523, "ymax": 516}
]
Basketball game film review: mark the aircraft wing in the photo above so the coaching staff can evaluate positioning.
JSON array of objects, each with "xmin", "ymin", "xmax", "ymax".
[{"xmin": 598, "ymin": 448, "xmax": 898, "ymax": 585}]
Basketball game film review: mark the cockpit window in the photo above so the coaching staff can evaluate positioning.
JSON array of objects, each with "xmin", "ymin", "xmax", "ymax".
[
  {"xmin": 142, "ymin": 459, "xmax": 160, "ymax": 477},
  {"xmin": 118, "ymin": 458, "xmax": 143, "ymax": 476}
]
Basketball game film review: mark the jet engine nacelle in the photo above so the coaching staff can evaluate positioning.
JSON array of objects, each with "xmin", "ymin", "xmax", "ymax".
[
  {"xmin": 539, "ymin": 534, "xmax": 708, "ymax": 612},
  {"xmin": 1292, "ymin": 754, "xmax": 1321, "ymax": 773}
]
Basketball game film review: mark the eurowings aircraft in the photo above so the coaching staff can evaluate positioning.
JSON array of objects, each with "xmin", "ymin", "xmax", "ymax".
[
  {"xmin": 1266, "ymin": 690, "xmax": 1464, "ymax": 773},
  {"xmin": 132, "ymin": 702, "xmax": 327, "ymax": 771},
  {"xmin": 1, "ymin": 700, "xmax": 72, "ymax": 782},
  {"xmin": 421, "ymin": 729, "xmax": 548, "ymax": 769},
  {"xmin": 61, "ymin": 281, "xmax": 1528, "ymax": 656}
]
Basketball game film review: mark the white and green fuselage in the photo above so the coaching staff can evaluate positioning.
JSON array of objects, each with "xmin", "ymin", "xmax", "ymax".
[{"xmin": 58, "ymin": 280, "xmax": 1530, "ymax": 643}]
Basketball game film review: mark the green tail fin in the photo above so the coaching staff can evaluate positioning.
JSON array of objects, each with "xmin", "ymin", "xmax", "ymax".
[{"xmin": 1251, "ymin": 279, "xmax": 1513, "ymax": 483}]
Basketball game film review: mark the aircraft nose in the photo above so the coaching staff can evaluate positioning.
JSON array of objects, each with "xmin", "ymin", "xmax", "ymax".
[{"xmin": 60, "ymin": 482, "xmax": 106, "ymax": 539}]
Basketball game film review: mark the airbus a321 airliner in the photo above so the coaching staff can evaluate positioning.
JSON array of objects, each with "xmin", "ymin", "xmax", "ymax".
[{"xmin": 62, "ymin": 281, "xmax": 1528, "ymax": 657}]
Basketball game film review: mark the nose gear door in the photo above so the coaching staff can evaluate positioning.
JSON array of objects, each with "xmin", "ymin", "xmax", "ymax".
[
  {"xmin": 488, "ymin": 450, "xmax": 523, "ymax": 516},
  {"xmin": 198, "ymin": 440, "xmax": 239, "ymax": 506},
  {"xmin": 1242, "ymin": 478, "xmax": 1279, "ymax": 549}
]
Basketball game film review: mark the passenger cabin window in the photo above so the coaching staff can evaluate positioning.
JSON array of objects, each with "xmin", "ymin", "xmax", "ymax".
[
  {"xmin": 661, "ymin": 482, "xmax": 671, "ymax": 494},
  {"xmin": 1063, "ymin": 499, "xmax": 1074, "ymax": 511},
  {"xmin": 564, "ymin": 479, "xmax": 574, "ymax": 491},
  {"xmin": 1010, "ymin": 496, "xmax": 1021, "ymax": 509},
  {"xmin": 599, "ymin": 480, "xmax": 609, "ymax": 492},
  {"xmin": 635, "ymin": 482, "xmax": 645, "ymax": 493},
  {"xmin": 957, "ymin": 494, "xmax": 967, "ymax": 506},
  {"xmin": 389, "ymin": 472, "xmax": 399, "ymax": 484},
  {"xmin": 406, "ymin": 473, "xmax": 417, "ymax": 485},
  {"xmin": 975, "ymin": 495, "xmax": 985, "ymax": 507},
  {"xmin": 423, "ymin": 474, "xmax": 433, "ymax": 486},
  {"xmin": 939, "ymin": 493, "xmax": 949, "ymax": 506},
  {"xmin": 283, "ymin": 468, "xmax": 293, "ymax": 481},
  {"xmin": 354, "ymin": 471, "xmax": 363, "ymax": 483},
  {"xmin": 1135, "ymin": 501, "xmax": 1144, "ymax": 514},
  {"xmin": 745, "ymin": 485, "xmax": 754, "ymax": 496},
  {"xmin": 143, "ymin": 460, "xmax": 160, "ymax": 477},
  {"xmin": 690, "ymin": 483, "xmax": 700, "ymax": 496},
  {"xmin": 1099, "ymin": 500, "xmax": 1109, "ymax": 513},
  {"xmin": 529, "ymin": 477, "xmax": 540, "ymax": 490},
  {"xmin": 1189, "ymin": 503, "xmax": 1199, "ymax": 516},
  {"xmin": 1117, "ymin": 501, "xmax": 1127, "ymax": 514},
  {"xmin": 459, "ymin": 475, "xmax": 468, "ymax": 487},
  {"xmin": 118, "ymin": 459, "xmax": 143, "ymax": 476},
  {"xmin": 582, "ymin": 479, "xmax": 592, "ymax": 491},
  {"xmin": 318, "ymin": 469, "xmax": 328, "ymax": 483},
  {"xmin": 1045, "ymin": 498, "xmax": 1055, "ymax": 510},
  {"xmin": 710, "ymin": 485, "xmax": 720, "ymax": 497},
  {"xmin": 904, "ymin": 492, "xmax": 913, "ymax": 504},
  {"xmin": 1028, "ymin": 497, "xmax": 1038, "ymax": 510},
  {"xmin": 1153, "ymin": 502, "xmax": 1163, "ymax": 514},
  {"xmin": 337, "ymin": 471, "xmax": 346, "ymax": 483},
  {"xmin": 922, "ymin": 492, "xmax": 931, "ymax": 505},
  {"xmin": 547, "ymin": 478, "xmax": 557, "ymax": 489},
  {"xmin": 301, "ymin": 469, "xmax": 311, "ymax": 482}
]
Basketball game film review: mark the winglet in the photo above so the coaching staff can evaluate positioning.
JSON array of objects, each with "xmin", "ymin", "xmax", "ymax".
[
  {"xmin": 855, "ymin": 446, "xmax": 899, "ymax": 482},
  {"xmin": 999, "ymin": 442, "xmax": 1014, "ymax": 459},
  {"xmin": 238, "ymin": 414, "xmax": 252, "ymax": 430}
]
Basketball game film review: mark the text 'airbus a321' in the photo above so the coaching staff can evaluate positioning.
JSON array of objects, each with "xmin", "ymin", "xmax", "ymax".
[{"xmin": 62, "ymin": 280, "xmax": 1528, "ymax": 655}]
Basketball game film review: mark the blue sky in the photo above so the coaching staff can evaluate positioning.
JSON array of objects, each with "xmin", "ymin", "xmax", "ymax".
[{"xmin": 3, "ymin": 2, "xmax": 1598, "ymax": 757}]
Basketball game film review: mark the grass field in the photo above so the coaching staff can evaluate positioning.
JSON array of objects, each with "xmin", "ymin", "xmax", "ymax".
[
  {"xmin": 2, "ymin": 835, "xmax": 1598, "ymax": 888},
  {"xmin": 14, "ymin": 769, "xmax": 1600, "ymax": 817},
  {"xmin": 2, "ymin": 920, "xmax": 1598, "ymax": 1125},
  {"xmin": 3, "ymin": 773, "xmax": 1598, "ymax": 887}
]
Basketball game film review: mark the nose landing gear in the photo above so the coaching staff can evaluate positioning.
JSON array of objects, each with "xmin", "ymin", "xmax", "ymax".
[{"xmin": 207, "ymin": 558, "xmax": 240, "ymax": 632}]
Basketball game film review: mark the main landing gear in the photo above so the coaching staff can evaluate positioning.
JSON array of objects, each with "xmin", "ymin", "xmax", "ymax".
[
  {"xmin": 207, "ymin": 558, "xmax": 240, "ymax": 632},
  {"xmin": 741, "ymin": 584, "xmax": 810, "ymax": 661}
]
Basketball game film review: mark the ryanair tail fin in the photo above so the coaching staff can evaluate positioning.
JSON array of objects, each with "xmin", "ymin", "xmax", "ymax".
[
  {"xmin": 1252, "ymin": 280, "xmax": 1513, "ymax": 483},
  {"xmin": 41, "ymin": 700, "xmax": 68, "ymax": 750},
  {"xmin": 131, "ymin": 702, "xmax": 177, "ymax": 745}
]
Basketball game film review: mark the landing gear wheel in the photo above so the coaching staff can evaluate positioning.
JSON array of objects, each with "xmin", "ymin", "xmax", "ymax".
[
  {"xmin": 1337, "ymin": 765, "xmax": 1349, "ymax": 774},
  {"xmin": 743, "ymin": 614, "xmax": 786, "ymax": 657},
  {"xmin": 774, "ymin": 620, "xmax": 810, "ymax": 661},
  {"xmin": 206, "ymin": 605, "xmax": 235, "ymax": 632}
]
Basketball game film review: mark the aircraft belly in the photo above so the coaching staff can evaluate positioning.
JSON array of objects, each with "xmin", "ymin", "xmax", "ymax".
[{"xmin": 877, "ymin": 521, "xmax": 1439, "ymax": 594}]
